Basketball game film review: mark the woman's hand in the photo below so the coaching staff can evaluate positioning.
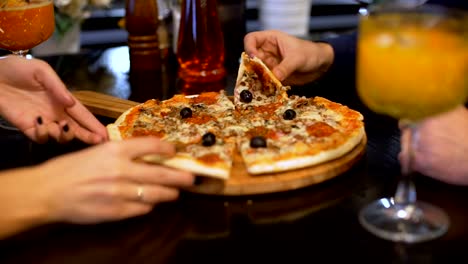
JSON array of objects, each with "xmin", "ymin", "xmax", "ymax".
[
  {"xmin": 10, "ymin": 137, "xmax": 194, "ymax": 226},
  {"xmin": 244, "ymin": 30, "xmax": 334, "ymax": 86},
  {"xmin": 0, "ymin": 55, "xmax": 107, "ymax": 144},
  {"xmin": 399, "ymin": 105, "xmax": 468, "ymax": 185}
]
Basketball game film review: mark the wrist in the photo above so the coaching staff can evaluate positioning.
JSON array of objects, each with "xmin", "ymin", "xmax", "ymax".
[
  {"xmin": 14, "ymin": 166, "xmax": 52, "ymax": 224},
  {"xmin": 0, "ymin": 166, "xmax": 52, "ymax": 238},
  {"xmin": 315, "ymin": 42, "xmax": 335, "ymax": 74}
]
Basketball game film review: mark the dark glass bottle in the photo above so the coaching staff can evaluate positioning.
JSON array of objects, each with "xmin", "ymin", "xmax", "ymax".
[
  {"xmin": 176, "ymin": 0, "xmax": 226, "ymax": 94},
  {"xmin": 126, "ymin": 0, "xmax": 167, "ymax": 101}
]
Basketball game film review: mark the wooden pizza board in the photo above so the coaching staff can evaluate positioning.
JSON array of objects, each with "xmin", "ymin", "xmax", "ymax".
[
  {"xmin": 187, "ymin": 135, "xmax": 366, "ymax": 196},
  {"xmin": 74, "ymin": 90, "xmax": 367, "ymax": 196}
]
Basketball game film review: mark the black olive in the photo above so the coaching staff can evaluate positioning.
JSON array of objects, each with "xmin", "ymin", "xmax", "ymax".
[
  {"xmin": 202, "ymin": 132, "xmax": 216, "ymax": 146},
  {"xmin": 283, "ymin": 109, "xmax": 296, "ymax": 120},
  {"xmin": 250, "ymin": 136, "xmax": 267, "ymax": 148},
  {"xmin": 240, "ymin": 90, "xmax": 253, "ymax": 103},
  {"xmin": 180, "ymin": 107, "xmax": 192, "ymax": 118}
]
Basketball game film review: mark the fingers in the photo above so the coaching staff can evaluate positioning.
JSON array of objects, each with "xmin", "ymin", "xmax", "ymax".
[
  {"xmin": 136, "ymin": 184, "xmax": 180, "ymax": 204},
  {"xmin": 243, "ymin": 31, "xmax": 264, "ymax": 57},
  {"xmin": 65, "ymin": 99, "xmax": 108, "ymax": 142},
  {"xmin": 33, "ymin": 59, "xmax": 75, "ymax": 107},
  {"xmin": 123, "ymin": 163, "xmax": 195, "ymax": 188},
  {"xmin": 40, "ymin": 119, "xmax": 75, "ymax": 144},
  {"xmin": 34, "ymin": 116, "xmax": 49, "ymax": 144},
  {"xmin": 27, "ymin": 117, "xmax": 75, "ymax": 144},
  {"xmin": 66, "ymin": 120, "xmax": 106, "ymax": 145},
  {"xmin": 105, "ymin": 183, "xmax": 180, "ymax": 204},
  {"xmin": 272, "ymin": 56, "xmax": 302, "ymax": 82},
  {"xmin": 84, "ymin": 201, "xmax": 154, "ymax": 223},
  {"xmin": 57, "ymin": 122, "xmax": 74, "ymax": 144},
  {"xmin": 118, "ymin": 137, "xmax": 177, "ymax": 159},
  {"xmin": 80, "ymin": 183, "xmax": 181, "ymax": 222},
  {"xmin": 111, "ymin": 202, "xmax": 154, "ymax": 221},
  {"xmin": 399, "ymin": 127, "xmax": 411, "ymax": 175}
]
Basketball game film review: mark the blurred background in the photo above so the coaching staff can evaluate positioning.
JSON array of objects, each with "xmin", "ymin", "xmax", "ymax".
[{"xmin": 77, "ymin": 0, "xmax": 362, "ymax": 51}]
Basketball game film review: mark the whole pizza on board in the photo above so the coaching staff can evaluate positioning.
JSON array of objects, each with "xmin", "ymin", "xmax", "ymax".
[{"xmin": 107, "ymin": 52, "xmax": 365, "ymax": 180}]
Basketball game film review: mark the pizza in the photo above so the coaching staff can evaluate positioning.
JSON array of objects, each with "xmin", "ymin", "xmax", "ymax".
[{"xmin": 106, "ymin": 52, "xmax": 365, "ymax": 180}]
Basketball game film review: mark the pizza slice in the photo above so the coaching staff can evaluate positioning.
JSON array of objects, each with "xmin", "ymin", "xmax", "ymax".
[
  {"xmin": 234, "ymin": 52, "xmax": 290, "ymax": 109},
  {"xmin": 107, "ymin": 91, "xmax": 237, "ymax": 180},
  {"xmin": 236, "ymin": 96, "xmax": 365, "ymax": 175}
]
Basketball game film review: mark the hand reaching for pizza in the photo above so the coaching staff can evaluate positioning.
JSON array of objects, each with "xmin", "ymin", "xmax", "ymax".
[
  {"xmin": 0, "ymin": 136, "xmax": 194, "ymax": 238},
  {"xmin": 243, "ymin": 30, "xmax": 334, "ymax": 86},
  {"xmin": 399, "ymin": 105, "xmax": 468, "ymax": 185},
  {"xmin": 0, "ymin": 55, "xmax": 107, "ymax": 144}
]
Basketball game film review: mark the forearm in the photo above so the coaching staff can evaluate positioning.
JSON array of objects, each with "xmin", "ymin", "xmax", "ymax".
[{"xmin": 0, "ymin": 166, "xmax": 50, "ymax": 239}]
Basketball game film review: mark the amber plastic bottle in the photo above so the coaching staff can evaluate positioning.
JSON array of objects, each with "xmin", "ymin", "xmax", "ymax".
[
  {"xmin": 176, "ymin": 0, "xmax": 226, "ymax": 94},
  {"xmin": 126, "ymin": 0, "xmax": 167, "ymax": 101}
]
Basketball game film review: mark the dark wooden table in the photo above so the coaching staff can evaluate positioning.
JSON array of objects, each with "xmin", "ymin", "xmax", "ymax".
[{"xmin": 0, "ymin": 46, "xmax": 468, "ymax": 264}]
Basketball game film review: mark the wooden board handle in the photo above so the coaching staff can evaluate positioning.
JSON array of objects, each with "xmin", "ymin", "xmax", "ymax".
[{"xmin": 72, "ymin": 90, "xmax": 139, "ymax": 119}]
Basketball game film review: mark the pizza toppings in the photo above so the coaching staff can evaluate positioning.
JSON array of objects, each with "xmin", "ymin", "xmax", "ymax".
[
  {"xmin": 283, "ymin": 109, "xmax": 296, "ymax": 120},
  {"xmin": 107, "ymin": 53, "xmax": 365, "ymax": 179},
  {"xmin": 240, "ymin": 90, "xmax": 253, "ymax": 103},
  {"xmin": 306, "ymin": 122, "xmax": 337, "ymax": 138},
  {"xmin": 180, "ymin": 107, "xmax": 193, "ymax": 118},
  {"xmin": 202, "ymin": 132, "xmax": 216, "ymax": 146},
  {"xmin": 250, "ymin": 136, "xmax": 267, "ymax": 148}
]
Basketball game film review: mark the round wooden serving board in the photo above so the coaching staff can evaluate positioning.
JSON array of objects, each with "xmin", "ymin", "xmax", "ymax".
[
  {"xmin": 73, "ymin": 91, "xmax": 367, "ymax": 197},
  {"xmin": 187, "ymin": 134, "xmax": 367, "ymax": 196}
]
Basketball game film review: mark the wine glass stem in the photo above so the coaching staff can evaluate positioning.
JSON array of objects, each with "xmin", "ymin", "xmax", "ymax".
[
  {"xmin": 394, "ymin": 123, "xmax": 418, "ymax": 205},
  {"xmin": 12, "ymin": 50, "xmax": 29, "ymax": 57}
]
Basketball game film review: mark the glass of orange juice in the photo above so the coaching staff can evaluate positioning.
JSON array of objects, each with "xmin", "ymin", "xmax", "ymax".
[
  {"xmin": 357, "ymin": 4, "xmax": 468, "ymax": 243},
  {"xmin": 0, "ymin": 0, "xmax": 55, "ymax": 56}
]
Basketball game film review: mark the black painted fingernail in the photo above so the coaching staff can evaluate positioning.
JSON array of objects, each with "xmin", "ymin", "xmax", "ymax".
[
  {"xmin": 36, "ymin": 116, "xmax": 43, "ymax": 125},
  {"xmin": 194, "ymin": 176, "xmax": 203, "ymax": 186},
  {"xmin": 62, "ymin": 124, "xmax": 69, "ymax": 132}
]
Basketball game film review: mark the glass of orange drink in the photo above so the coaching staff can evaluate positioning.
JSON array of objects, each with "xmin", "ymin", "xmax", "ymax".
[
  {"xmin": 0, "ymin": 0, "xmax": 54, "ymax": 130},
  {"xmin": 0, "ymin": 0, "xmax": 55, "ymax": 56},
  {"xmin": 357, "ymin": 4, "xmax": 468, "ymax": 243}
]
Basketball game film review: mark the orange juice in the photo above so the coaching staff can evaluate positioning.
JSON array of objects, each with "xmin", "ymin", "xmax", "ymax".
[
  {"xmin": 0, "ymin": 0, "xmax": 55, "ymax": 52},
  {"xmin": 357, "ymin": 13, "xmax": 468, "ymax": 121}
]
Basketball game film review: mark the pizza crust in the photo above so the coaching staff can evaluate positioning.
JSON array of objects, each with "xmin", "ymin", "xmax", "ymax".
[
  {"xmin": 243, "ymin": 126, "xmax": 365, "ymax": 174},
  {"xmin": 106, "ymin": 101, "xmax": 141, "ymax": 141},
  {"xmin": 142, "ymin": 155, "xmax": 230, "ymax": 180},
  {"xmin": 107, "ymin": 124, "xmax": 122, "ymax": 141}
]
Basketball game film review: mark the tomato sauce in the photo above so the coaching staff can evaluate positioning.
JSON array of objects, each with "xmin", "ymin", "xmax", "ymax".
[
  {"xmin": 198, "ymin": 153, "xmax": 223, "ymax": 165},
  {"xmin": 306, "ymin": 122, "xmax": 337, "ymax": 137},
  {"xmin": 186, "ymin": 114, "xmax": 213, "ymax": 125},
  {"xmin": 191, "ymin": 92, "xmax": 219, "ymax": 105}
]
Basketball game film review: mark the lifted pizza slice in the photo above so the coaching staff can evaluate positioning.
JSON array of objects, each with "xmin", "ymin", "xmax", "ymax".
[{"xmin": 234, "ymin": 52, "xmax": 290, "ymax": 109}]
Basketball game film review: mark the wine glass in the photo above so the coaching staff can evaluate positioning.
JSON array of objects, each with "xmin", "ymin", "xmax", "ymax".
[
  {"xmin": 0, "ymin": 0, "xmax": 55, "ymax": 56},
  {"xmin": 0, "ymin": 0, "xmax": 55, "ymax": 130},
  {"xmin": 357, "ymin": 4, "xmax": 468, "ymax": 243}
]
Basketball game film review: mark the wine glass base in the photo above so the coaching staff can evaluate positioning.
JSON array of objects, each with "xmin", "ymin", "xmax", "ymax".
[{"xmin": 359, "ymin": 198, "xmax": 449, "ymax": 243}]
